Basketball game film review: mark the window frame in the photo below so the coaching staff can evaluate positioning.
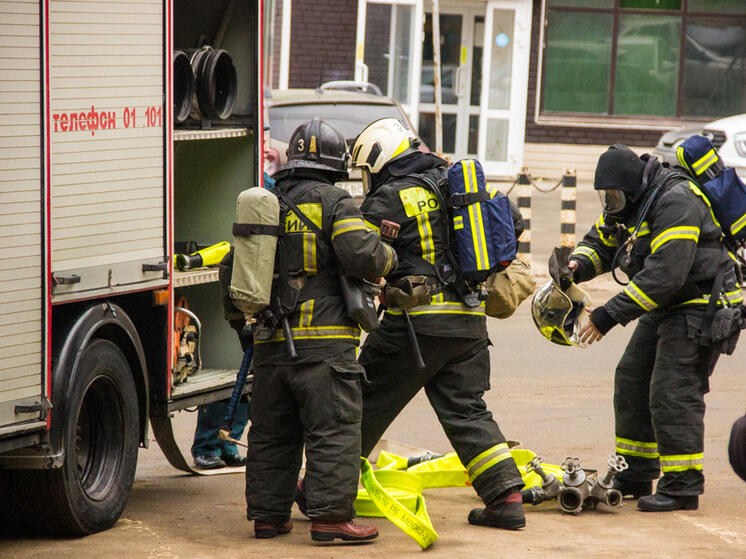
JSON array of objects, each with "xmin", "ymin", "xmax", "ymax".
[{"xmin": 535, "ymin": 0, "xmax": 746, "ymax": 129}]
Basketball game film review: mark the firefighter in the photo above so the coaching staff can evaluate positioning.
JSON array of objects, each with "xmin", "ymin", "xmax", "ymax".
[
  {"xmin": 244, "ymin": 118, "xmax": 397, "ymax": 542},
  {"xmin": 348, "ymin": 118, "xmax": 527, "ymax": 530},
  {"xmin": 567, "ymin": 144, "xmax": 742, "ymax": 511}
]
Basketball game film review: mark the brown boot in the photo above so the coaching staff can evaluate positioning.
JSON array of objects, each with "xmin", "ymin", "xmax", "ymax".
[
  {"xmin": 310, "ymin": 520, "xmax": 378, "ymax": 542},
  {"xmin": 254, "ymin": 519, "xmax": 293, "ymax": 539}
]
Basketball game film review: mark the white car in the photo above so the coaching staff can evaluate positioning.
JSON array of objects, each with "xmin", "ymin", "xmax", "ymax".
[{"xmin": 655, "ymin": 114, "xmax": 746, "ymax": 179}]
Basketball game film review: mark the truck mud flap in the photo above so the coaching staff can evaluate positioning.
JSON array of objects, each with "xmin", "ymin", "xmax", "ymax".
[{"xmin": 150, "ymin": 415, "xmax": 245, "ymax": 476}]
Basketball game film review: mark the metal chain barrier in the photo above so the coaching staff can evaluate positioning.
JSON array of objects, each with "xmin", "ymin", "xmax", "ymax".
[{"xmin": 507, "ymin": 167, "xmax": 578, "ymax": 259}]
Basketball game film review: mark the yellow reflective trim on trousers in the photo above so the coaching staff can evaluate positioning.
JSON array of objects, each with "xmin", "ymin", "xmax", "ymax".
[
  {"xmin": 331, "ymin": 218, "xmax": 369, "ymax": 240},
  {"xmin": 692, "ymin": 148, "xmax": 717, "ymax": 174},
  {"xmin": 731, "ymin": 212, "xmax": 746, "ymax": 236},
  {"xmin": 595, "ymin": 215, "xmax": 617, "ymax": 247},
  {"xmin": 466, "ymin": 443, "xmax": 512, "ymax": 482},
  {"xmin": 678, "ymin": 288, "xmax": 744, "ymax": 306},
  {"xmin": 661, "ymin": 453, "xmax": 704, "ymax": 472},
  {"xmin": 415, "ymin": 212, "xmax": 436, "ymax": 264},
  {"xmin": 298, "ymin": 299, "xmax": 314, "ymax": 328},
  {"xmin": 254, "ymin": 325, "xmax": 361, "ymax": 344},
  {"xmin": 650, "ymin": 226, "xmax": 700, "ymax": 253},
  {"xmin": 689, "ymin": 182, "xmax": 722, "ymax": 229},
  {"xmin": 465, "ymin": 159, "xmax": 490, "ymax": 270},
  {"xmin": 571, "ymin": 245, "xmax": 602, "ymax": 275},
  {"xmin": 624, "ymin": 281, "xmax": 658, "ymax": 311},
  {"xmin": 358, "ymin": 458, "xmax": 438, "ymax": 549},
  {"xmin": 615, "ymin": 437, "xmax": 659, "ymax": 458}
]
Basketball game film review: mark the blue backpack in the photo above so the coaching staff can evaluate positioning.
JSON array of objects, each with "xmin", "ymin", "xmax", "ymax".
[
  {"xmin": 446, "ymin": 159, "xmax": 517, "ymax": 282},
  {"xmin": 678, "ymin": 135, "xmax": 746, "ymax": 243}
]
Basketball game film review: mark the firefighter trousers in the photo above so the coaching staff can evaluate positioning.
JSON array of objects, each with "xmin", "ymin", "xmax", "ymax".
[
  {"xmin": 614, "ymin": 310, "xmax": 719, "ymax": 496},
  {"xmin": 245, "ymin": 349, "xmax": 365, "ymax": 523},
  {"xmin": 359, "ymin": 330, "xmax": 524, "ymax": 506}
]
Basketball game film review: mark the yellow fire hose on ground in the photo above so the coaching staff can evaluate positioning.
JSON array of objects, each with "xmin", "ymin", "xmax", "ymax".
[{"xmin": 356, "ymin": 446, "xmax": 564, "ymax": 549}]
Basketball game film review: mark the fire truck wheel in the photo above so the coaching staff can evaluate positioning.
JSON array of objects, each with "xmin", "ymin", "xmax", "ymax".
[{"xmin": 2, "ymin": 339, "xmax": 139, "ymax": 536}]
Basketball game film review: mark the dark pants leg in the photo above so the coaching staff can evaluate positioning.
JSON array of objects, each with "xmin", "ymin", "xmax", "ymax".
[
  {"xmin": 245, "ymin": 352, "xmax": 363, "ymax": 523},
  {"xmin": 191, "ymin": 401, "xmax": 249, "ymax": 459},
  {"xmin": 614, "ymin": 314, "xmax": 661, "ymax": 482},
  {"xmin": 423, "ymin": 338, "xmax": 523, "ymax": 505},
  {"xmin": 359, "ymin": 330, "xmax": 522, "ymax": 505},
  {"xmin": 651, "ymin": 312, "xmax": 716, "ymax": 496},
  {"xmin": 245, "ymin": 364, "xmax": 304, "ymax": 523},
  {"xmin": 293, "ymin": 352, "xmax": 363, "ymax": 522},
  {"xmin": 615, "ymin": 312, "xmax": 716, "ymax": 495}
]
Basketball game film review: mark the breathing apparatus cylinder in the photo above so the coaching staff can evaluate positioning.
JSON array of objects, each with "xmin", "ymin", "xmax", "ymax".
[
  {"xmin": 229, "ymin": 188, "xmax": 280, "ymax": 316},
  {"xmin": 175, "ymin": 241, "xmax": 231, "ymax": 271}
]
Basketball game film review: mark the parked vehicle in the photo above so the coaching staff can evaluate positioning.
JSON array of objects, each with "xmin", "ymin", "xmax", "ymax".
[
  {"xmin": 655, "ymin": 114, "xmax": 746, "ymax": 179},
  {"xmin": 267, "ymin": 84, "xmax": 424, "ymax": 197},
  {"xmin": 0, "ymin": 0, "xmax": 262, "ymax": 536}
]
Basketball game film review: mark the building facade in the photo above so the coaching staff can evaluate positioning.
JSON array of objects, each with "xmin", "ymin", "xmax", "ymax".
[{"xmin": 265, "ymin": 0, "xmax": 746, "ymax": 180}]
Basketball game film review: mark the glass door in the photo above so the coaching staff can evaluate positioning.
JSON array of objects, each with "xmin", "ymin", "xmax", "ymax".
[
  {"xmin": 418, "ymin": 8, "xmax": 484, "ymax": 160},
  {"xmin": 354, "ymin": 0, "xmax": 424, "ymax": 119},
  {"xmin": 477, "ymin": 0, "xmax": 531, "ymax": 177}
]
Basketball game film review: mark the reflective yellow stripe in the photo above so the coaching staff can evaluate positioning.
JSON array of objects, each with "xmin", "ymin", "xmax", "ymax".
[
  {"xmin": 331, "ymin": 217, "xmax": 369, "ymax": 240},
  {"xmin": 453, "ymin": 215, "xmax": 464, "ymax": 230},
  {"xmin": 615, "ymin": 437, "xmax": 659, "ymax": 459},
  {"xmin": 624, "ymin": 281, "xmax": 657, "ymax": 311},
  {"xmin": 363, "ymin": 219, "xmax": 380, "ymax": 233},
  {"xmin": 382, "ymin": 244, "xmax": 396, "ymax": 276},
  {"xmin": 464, "ymin": 160, "xmax": 490, "ymax": 270},
  {"xmin": 298, "ymin": 299, "xmax": 314, "ymax": 328},
  {"xmin": 415, "ymin": 212, "xmax": 436, "ymax": 264},
  {"xmin": 660, "ymin": 453, "xmax": 704, "ymax": 472},
  {"xmin": 302, "ymin": 231, "xmax": 317, "ymax": 274},
  {"xmin": 650, "ymin": 226, "xmax": 700, "ymax": 254},
  {"xmin": 432, "ymin": 292, "xmax": 445, "ymax": 304},
  {"xmin": 386, "ymin": 301, "xmax": 485, "ymax": 317},
  {"xmin": 691, "ymin": 148, "xmax": 717, "ymax": 175},
  {"xmin": 595, "ymin": 215, "xmax": 617, "ymax": 247},
  {"xmin": 731, "ymin": 212, "xmax": 746, "ymax": 236},
  {"xmin": 676, "ymin": 145, "xmax": 688, "ymax": 171},
  {"xmin": 466, "ymin": 443, "xmax": 512, "ymax": 482},
  {"xmin": 689, "ymin": 182, "xmax": 721, "ymax": 229},
  {"xmin": 571, "ymin": 245, "xmax": 602, "ymax": 275},
  {"xmin": 254, "ymin": 325, "xmax": 361, "ymax": 344},
  {"xmin": 391, "ymin": 137, "xmax": 411, "ymax": 158},
  {"xmin": 678, "ymin": 288, "xmax": 744, "ymax": 306},
  {"xmin": 629, "ymin": 221, "xmax": 650, "ymax": 236}
]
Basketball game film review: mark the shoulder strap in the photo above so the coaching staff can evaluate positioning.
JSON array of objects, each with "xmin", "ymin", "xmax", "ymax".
[{"xmin": 275, "ymin": 185, "xmax": 331, "ymax": 247}]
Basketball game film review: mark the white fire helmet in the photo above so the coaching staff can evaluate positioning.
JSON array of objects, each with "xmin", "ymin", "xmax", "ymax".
[{"xmin": 351, "ymin": 118, "xmax": 418, "ymax": 193}]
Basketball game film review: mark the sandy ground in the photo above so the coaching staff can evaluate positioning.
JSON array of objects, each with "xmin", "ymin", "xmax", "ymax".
[{"xmin": 2, "ymin": 182, "xmax": 745, "ymax": 558}]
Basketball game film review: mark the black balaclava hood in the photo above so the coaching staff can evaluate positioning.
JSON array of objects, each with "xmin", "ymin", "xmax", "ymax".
[{"xmin": 594, "ymin": 144, "xmax": 646, "ymax": 194}]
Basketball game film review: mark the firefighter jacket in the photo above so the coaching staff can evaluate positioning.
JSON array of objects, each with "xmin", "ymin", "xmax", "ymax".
[
  {"xmin": 570, "ymin": 163, "xmax": 742, "ymax": 332},
  {"xmin": 361, "ymin": 157, "xmax": 487, "ymax": 338},
  {"xmin": 254, "ymin": 174, "xmax": 396, "ymax": 365}
]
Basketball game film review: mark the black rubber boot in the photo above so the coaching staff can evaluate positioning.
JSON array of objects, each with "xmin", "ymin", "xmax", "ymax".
[
  {"xmin": 467, "ymin": 492, "xmax": 526, "ymax": 530},
  {"xmin": 613, "ymin": 479, "xmax": 653, "ymax": 500},
  {"xmin": 638, "ymin": 493, "xmax": 698, "ymax": 512}
]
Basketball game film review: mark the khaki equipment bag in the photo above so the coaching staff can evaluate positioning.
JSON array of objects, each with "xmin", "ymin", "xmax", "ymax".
[
  {"xmin": 229, "ymin": 187, "xmax": 281, "ymax": 316},
  {"xmin": 485, "ymin": 258, "xmax": 536, "ymax": 319}
]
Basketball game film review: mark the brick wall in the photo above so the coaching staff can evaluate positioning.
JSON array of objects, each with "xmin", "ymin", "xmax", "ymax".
[
  {"xmin": 271, "ymin": 0, "xmax": 282, "ymax": 89},
  {"xmin": 525, "ymin": 0, "xmax": 662, "ymax": 147},
  {"xmin": 286, "ymin": 0, "xmax": 357, "ymax": 88}
]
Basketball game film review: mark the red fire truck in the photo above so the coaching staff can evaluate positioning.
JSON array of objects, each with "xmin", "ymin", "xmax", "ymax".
[{"xmin": 0, "ymin": 0, "xmax": 263, "ymax": 535}]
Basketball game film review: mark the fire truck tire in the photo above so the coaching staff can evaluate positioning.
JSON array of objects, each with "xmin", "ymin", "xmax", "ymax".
[{"xmin": 2, "ymin": 339, "xmax": 139, "ymax": 536}]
